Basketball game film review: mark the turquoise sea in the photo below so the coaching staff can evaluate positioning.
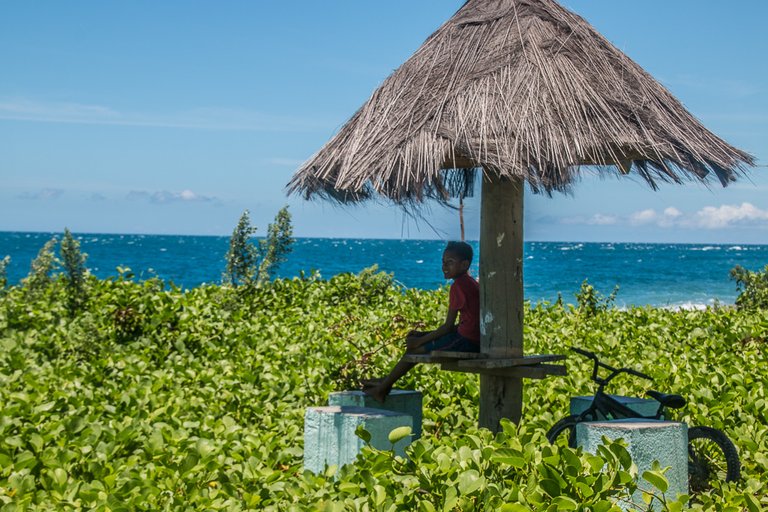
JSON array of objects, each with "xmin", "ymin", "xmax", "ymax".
[{"xmin": 1, "ymin": 231, "xmax": 767, "ymax": 308}]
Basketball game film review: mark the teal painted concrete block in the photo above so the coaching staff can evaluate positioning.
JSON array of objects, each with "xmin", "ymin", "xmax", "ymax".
[
  {"xmin": 570, "ymin": 395, "xmax": 662, "ymax": 419},
  {"xmin": 576, "ymin": 419, "xmax": 688, "ymax": 510},
  {"xmin": 303, "ymin": 406, "xmax": 413, "ymax": 474},
  {"xmin": 329, "ymin": 389, "xmax": 423, "ymax": 439}
]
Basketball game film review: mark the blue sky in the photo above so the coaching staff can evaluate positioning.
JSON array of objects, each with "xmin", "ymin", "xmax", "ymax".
[{"xmin": 1, "ymin": 1, "xmax": 766, "ymax": 243}]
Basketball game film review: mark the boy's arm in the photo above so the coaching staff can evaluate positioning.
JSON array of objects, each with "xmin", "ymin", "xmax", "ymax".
[{"xmin": 406, "ymin": 308, "xmax": 459, "ymax": 349}]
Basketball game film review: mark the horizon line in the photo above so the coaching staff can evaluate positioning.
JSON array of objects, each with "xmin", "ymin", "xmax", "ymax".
[{"xmin": 0, "ymin": 229, "xmax": 766, "ymax": 247}]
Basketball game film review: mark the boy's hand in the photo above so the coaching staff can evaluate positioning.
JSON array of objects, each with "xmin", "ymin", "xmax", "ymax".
[{"xmin": 405, "ymin": 334, "xmax": 423, "ymax": 350}]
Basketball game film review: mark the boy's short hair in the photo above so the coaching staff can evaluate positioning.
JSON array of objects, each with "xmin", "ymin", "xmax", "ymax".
[{"xmin": 445, "ymin": 241, "xmax": 473, "ymax": 264}]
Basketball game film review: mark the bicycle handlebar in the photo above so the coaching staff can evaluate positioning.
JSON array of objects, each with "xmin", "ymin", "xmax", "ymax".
[
  {"xmin": 571, "ymin": 347, "xmax": 596, "ymax": 359},
  {"xmin": 625, "ymin": 368, "xmax": 653, "ymax": 381},
  {"xmin": 570, "ymin": 347, "xmax": 653, "ymax": 383}
]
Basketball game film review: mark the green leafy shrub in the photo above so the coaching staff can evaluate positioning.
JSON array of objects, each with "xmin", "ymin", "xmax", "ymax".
[
  {"xmin": 575, "ymin": 280, "xmax": 619, "ymax": 317},
  {"xmin": 731, "ymin": 264, "xmax": 768, "ymax": 311},
  {"xmin": 0, "ymin": 273, "xmax": 766, "ymax": 510},
  {"xmin": 21, "ymin": 236, "xmax": 58, "ymax": 291},
  {"xmin": 257, "ymin": 205, "xmax": 294, "ymax": 282},
  {"xmin": 224, "ymin": 206, "xmax": 294, "ymax": 288},
  {"xmin": 224, "ymin": 210, "xmax": 259, "ymax": 287},
  {"xmin": 0, "ymin": 255, "xmax": 9, "ymax": 291},
  {"xmin": 60, "ymin": 228, "xmax": 89, "ymax": 315}
]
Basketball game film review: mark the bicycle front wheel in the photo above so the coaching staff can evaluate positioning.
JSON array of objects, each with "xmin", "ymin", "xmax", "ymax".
[
  {"xmin": 547, "ymin": 415, "xmax": 579, "ymax": 447},
  {"xmin": 688, "ymin": 426, "xmax": 741, "ymax": 493}
]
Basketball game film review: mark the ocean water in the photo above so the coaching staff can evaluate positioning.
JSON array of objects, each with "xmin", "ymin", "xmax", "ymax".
[{"xmin": 1, "ymin": 231, "xmax": 767, "ymax": 308}]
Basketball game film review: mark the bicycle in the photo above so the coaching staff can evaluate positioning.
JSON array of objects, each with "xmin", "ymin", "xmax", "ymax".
[{"xmin": 547, "ymin": 347, "xmax": 740, "ymax": 493}]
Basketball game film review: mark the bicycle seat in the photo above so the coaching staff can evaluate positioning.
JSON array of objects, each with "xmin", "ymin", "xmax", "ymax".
[{"xmin": 646, "ymin": 390, "xmax": 686, "ymax": 409}]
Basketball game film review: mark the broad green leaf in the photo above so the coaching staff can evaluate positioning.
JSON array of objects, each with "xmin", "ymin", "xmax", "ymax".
[
  {"xmin": 51, "ymin": 468, "xmax": 68, "ymax": 488},
  {"xmin": 355, "ymin": 425, "xmax": 371, "ymax": 444},
  {"xmin": 499, "ymin": 504, "xmax": 531, "ymax": 512},
  {"xmin": 28, "ymin": 433, "xmax": 44, "ymax": 452},
  {"xmin": 457, "ymin": 469, "xmax": 483, "ymax": 495},
  {"xmin": 552, "ymin": 496, "xmax": 579, "ymax": 510},
  {"xmin": 388, "ymin": 426, "xmax": 412, "ymax": 444},
  {"xmin": 608, "ymin": 442, "xmax": 632, "ymax": 470},
  {"xmin": 743, "ymin": 493, "xmax": 762, "ymax": 512},
  {"xmin": 491, "ymin": 448, "xmax": 526, "ymax": 468},
  {"xmin": 642, "ymin": 470, "xmax": 669, "ymax": 493},
  {"xmin": 539, "ymin": 478, "xmax": 561, "ymax": 498},
  {"xmin": 418, "ymin": 501, "xmax": 436, "ymax": 512},
  {"xmin": 34, "ymin": 401, "xmax": 56, "ymax": 413}
]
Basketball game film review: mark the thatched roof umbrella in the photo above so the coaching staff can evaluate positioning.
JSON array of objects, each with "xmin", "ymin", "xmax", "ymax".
[{"xmin": 288, "ymin": 0, "xmax": 755, "ymax": 432}]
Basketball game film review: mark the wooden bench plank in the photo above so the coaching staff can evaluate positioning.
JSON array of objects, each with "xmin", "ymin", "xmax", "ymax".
[
  {"xmin": 402, "ymin": 354, "xmax": 444, "ymax": 364},
  {"xmin": 402, "ymin": 351, "xmax": 488, "ymax": 364},
  {"xmin": 441, "ymin": 362, "xmax": 566, "ymax": 379},
  {"xmin": 457, "ymin": 354, "xmax": 565, "ymax": 369},
  {"xmin": 430, "ymin": 350, "xmax": 487, "ymax": 360}
]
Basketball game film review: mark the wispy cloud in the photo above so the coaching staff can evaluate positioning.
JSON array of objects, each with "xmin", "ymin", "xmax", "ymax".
[
  {"xmin": 693, "ymin": 203, "xmax": 768, "ymax": 229},
  {"xmin": 127, "ymin": 189, "xmax": 219, "ymax": 204},
  {"xmin": 0, "ymin": 98, "xmax": 327, "ymax": 132},
  {"xmin": 563, "ymin": 213, "xmax": 618, "ymax": 226},
  {"xmin": 17, "ymin": 188, "xmax": 64, "ymax": 200},
  {"xmin": 629, "ymin": 208, "xmax": 658, "ymax": 225},
  {"xmin": 628, "ymin": 207, "xmax": 682, "ymax": 227},
  {"xmin": 560, "ymin": 203, "xmax": 768, "ymax": 230}
]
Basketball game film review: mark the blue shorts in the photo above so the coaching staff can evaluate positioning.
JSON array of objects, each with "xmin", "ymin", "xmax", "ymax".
[{"xmin": 421, "ymin": 332, "xmax": 480, "ymax": 353}]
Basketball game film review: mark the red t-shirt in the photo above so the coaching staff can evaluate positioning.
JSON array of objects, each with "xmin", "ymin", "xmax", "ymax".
[{"xmin": 449, "ymin": 273, "xmax": 480, "ymax": 343}]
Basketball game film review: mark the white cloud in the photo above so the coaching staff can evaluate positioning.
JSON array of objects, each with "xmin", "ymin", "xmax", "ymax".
[
  {"xmin": 627, "ymin": 207, "xmax": 685, "ymax": 228},
  {"xmin": 178, "ymin": 189, "xmax": 198, "ymax": 201},
  {"xmin": 658, "ymin": 207, "xmax": 682, "ymax": 227},
  {"xmin": 17, "ymin": 188, "xmax": 64, "ymax": 200},
  {"xmin": 0, "ymin": 98, "xmax": 327, "ymax": 132},
  {"xmin": 693, "ymin": 202, "xmax": 768, "ymax": 229},
  {"xmin": 127, "ymin": 189, "xmax": 218, "ymax": 204},
  {"xmin": 630, "ymin": 209, "xmax": 658, "ymax": 225},
  {"xmin": 588, "ymin": 214, "xmax": 618, "ymax": 225},
  {"xmin": 559, "ymin": 203, "xmax": 768, "ymax": 231}
]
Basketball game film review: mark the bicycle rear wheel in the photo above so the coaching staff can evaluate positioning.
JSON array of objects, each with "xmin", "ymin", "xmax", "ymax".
[
  {"xmin": 688, "ymin": 426, "xmax": 741, "ymax": 493},
  {"xmin": 546, "ymin": 415, "xmax": 579, "ymax": 447}
]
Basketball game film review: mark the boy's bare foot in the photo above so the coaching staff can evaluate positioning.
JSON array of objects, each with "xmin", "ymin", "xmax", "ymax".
[
  {"xmin": 360, "ymin": 377, "xmax": 384, "ymax": 388},
  {"xmin": 363, "ymin": 384, "xmax": 388, "ymax": 404}
]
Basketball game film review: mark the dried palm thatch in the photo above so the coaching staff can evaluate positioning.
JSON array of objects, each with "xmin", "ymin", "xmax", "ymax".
[{"xmin": 288, "ymin": 0, "xmax": 754, "ymax": 204}]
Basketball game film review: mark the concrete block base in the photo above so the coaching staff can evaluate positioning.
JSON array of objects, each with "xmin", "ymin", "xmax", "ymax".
[
  {"xmin": 329, "ymin": 389, "xmax": 423, "ymax": 439},
  {"xmin": 303, "ymin": 406, "xmax": 413, "ymax": 474},
  {"xmin": 576, "ymin": 419, "xmax": 688, "ymax": 510},
  {"xmin": 570, "ymin": 395, "xmax": 662, "ymax": 419}
]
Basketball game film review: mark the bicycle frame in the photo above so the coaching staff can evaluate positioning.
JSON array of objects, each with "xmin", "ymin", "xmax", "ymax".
[
  {"xmin": 577, "ymin": 387, "xmax": 665, "ymax": 422},
  {"xmin": 571, "ymin": 347, "xmax": 663, "ymax": 421}
]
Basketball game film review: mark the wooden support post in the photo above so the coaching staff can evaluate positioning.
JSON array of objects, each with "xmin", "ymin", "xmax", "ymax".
[{"xmin": 479, "ymin": 176, "xmax": 524, "ymax": 432}]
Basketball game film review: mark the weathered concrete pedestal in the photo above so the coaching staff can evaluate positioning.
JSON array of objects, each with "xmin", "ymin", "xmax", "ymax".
[
  {"xmin": 329, "ymin": 390, "xmax": 423, "ymax": 439},
  {"xmin": 576, "ymin": 419, "xmax": 688, "ymax": 510},
  {"xmin": 303, "ymin": 405, "xmax": 413, "ymax": 474},
  {"xmin": 570, "ymin": 395, "xmax": 662, "ymax": 419}
]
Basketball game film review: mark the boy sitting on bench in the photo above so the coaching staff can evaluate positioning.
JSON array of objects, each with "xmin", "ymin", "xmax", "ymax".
[{"xmin": 363, "ymin": 241, "xmax": 480, "ymax": 402}]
